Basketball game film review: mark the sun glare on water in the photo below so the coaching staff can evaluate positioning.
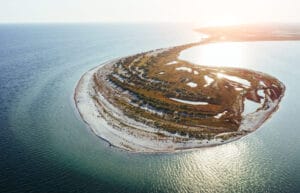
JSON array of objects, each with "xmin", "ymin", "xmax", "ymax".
[{"xmin": 180, "ymin": 42, "xmax": 250, "ymax": 68}]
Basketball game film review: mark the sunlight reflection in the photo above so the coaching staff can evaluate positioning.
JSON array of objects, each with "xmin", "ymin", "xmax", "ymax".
[
  {"xmin": 180, "ymin": 42, "xmax": 250, "ymax": 68},
  {"xmin": 177, "ymin": 142, "xmax": 249, "ymax": 188}
]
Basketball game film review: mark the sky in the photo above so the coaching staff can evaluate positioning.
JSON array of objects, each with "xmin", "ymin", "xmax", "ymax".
[{"xmin": 0, "ymin": 0, "xmax": 300, "ymax": 26}]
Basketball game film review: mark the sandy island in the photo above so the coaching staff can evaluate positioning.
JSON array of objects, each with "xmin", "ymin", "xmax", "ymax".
[{"xmin": 74, "ymin": 25, "xmax": 292, "ymax": 153}]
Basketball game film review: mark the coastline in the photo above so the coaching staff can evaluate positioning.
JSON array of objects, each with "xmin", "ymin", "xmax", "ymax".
[
  {"xmin": 74, "ymin": 59, "xmax": 237, "ymax": 153},
  {"xmin": 74, "ymin": 40, "xmax": 285, "ymax": 153}
]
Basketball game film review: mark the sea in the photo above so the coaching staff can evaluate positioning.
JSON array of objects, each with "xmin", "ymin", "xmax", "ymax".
[{"xmin": 0, "ymin": 23, "xmax": 299, "ymax": 193}]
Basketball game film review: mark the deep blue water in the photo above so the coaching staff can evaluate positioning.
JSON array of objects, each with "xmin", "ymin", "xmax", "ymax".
[{"xmin": 0, "ymin": 24, "xmax": 299, "ymax": 193}]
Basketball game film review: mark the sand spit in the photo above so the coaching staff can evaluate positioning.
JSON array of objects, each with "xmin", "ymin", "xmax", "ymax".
[
  {"xmin": 75, "ymin": 59, "xmax": 230, "ymax": 152},
  {"xmin": 74, "ymin": 47, "xmax": 285, "ymax": 153}
]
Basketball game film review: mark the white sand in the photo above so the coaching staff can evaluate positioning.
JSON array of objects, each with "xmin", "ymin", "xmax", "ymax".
[
  {"xmin": 166, "ymin": 61, "xmax": 178, "ymax": 65},
  {"xmin": 176, "ymin": 67, "xmax": 192, "ymax": 73},
  {"xmin": 217, "ymin": 73, "xmax": 251, "ymax": 87},
  {"xmin": 214, "ymin": 111, "xmax": 227, "ymax": 119},
  {"xmin": 75, "ymin": 58, "xmax": 237, "ymax": 153},
  {"xmin": 169, "ymin": 98, "xmax": 208, "ymax": 105},
  {"xmin": 204, "ymin": 75, "xmax": 214, "ymax": 87},
  {"xmin": 74, "ymin": 48, "xmax": 285, "ymax": 153},
  {"xmin": 187, "ymin": 82, "xmax": 198, "ymax": 88}
]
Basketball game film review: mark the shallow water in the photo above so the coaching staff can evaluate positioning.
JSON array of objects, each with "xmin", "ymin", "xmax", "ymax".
[{"xmin": 1, "ymin": 24, "xmax": 300, "ymax": 193}]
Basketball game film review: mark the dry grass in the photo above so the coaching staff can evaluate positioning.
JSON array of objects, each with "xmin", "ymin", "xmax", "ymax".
[{"xmin": 94, "ymin": 41, "xmax": 284, "ymax": 139}]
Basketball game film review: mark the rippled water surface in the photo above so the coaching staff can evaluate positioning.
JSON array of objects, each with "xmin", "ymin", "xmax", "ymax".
[{"xmin": 1, "ymin": 24, "xmax": 299, "ymax": 193}]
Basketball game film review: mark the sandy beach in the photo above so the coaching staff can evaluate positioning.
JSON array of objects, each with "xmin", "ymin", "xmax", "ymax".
[{"xmin": 74, "ymin": 43, "xmax": 285, "ymax": 153}]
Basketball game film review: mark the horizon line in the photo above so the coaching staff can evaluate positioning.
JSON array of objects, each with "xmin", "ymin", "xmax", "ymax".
[{"xmin": 0, "ymin": 21, "xmax": 299, "ymax": 28}]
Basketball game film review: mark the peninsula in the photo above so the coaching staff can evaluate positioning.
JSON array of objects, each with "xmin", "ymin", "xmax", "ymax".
[{"xmin": 74, "ymin": 25, "xmax": 296, "ymax": 152}]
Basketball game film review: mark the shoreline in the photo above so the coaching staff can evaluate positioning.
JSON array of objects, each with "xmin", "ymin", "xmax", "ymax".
[
  {"xmin": 74, "ymin": 40, "xmax": 285, "ymax": 153},
  {"xmin": 74, "ymin": 60, "xmax": 240, "ymax": 153}
]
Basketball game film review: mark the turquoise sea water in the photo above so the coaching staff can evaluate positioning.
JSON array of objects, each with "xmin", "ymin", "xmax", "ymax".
[{"xmin": 0, "ymin": 24, "xmax": 299, "ymax": 193}]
